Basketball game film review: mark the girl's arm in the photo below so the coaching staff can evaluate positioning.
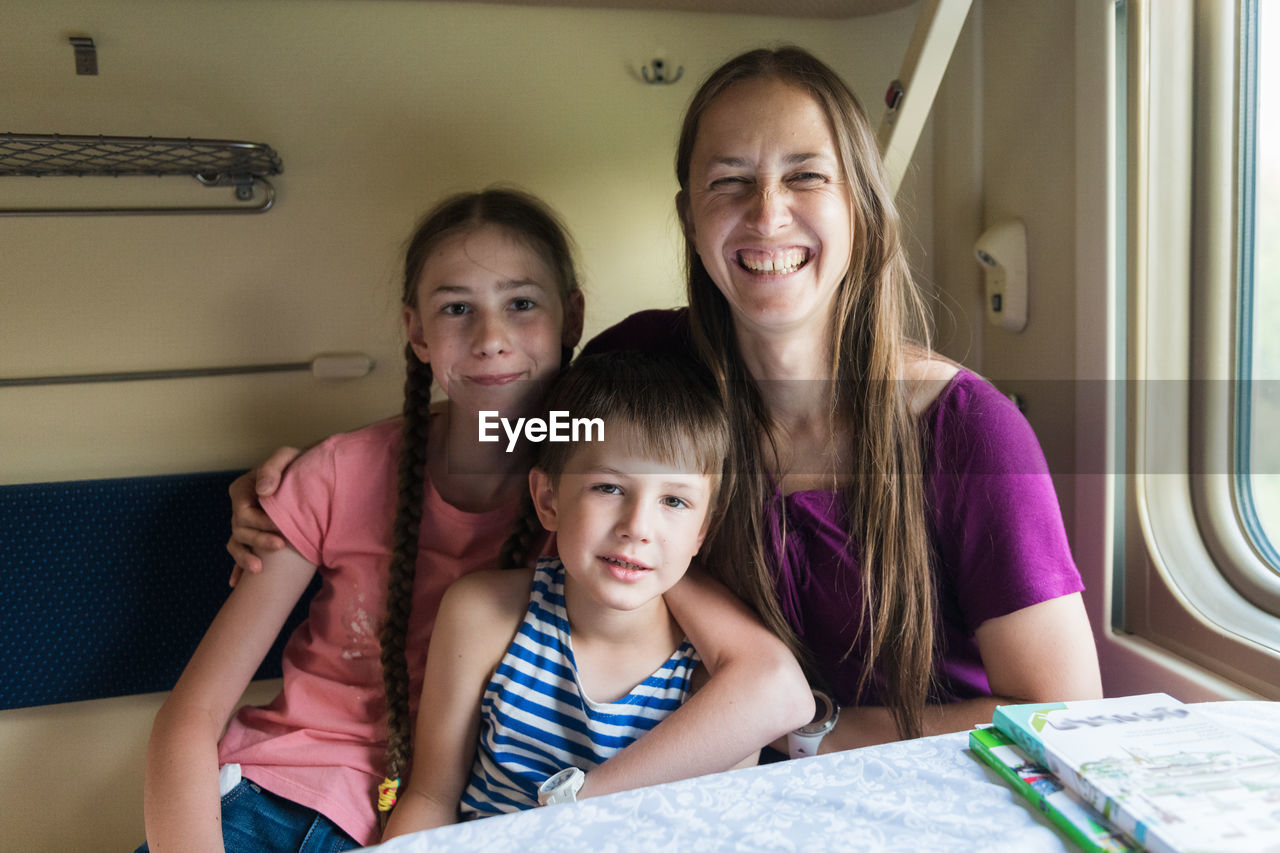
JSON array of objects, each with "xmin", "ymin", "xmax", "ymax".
[
  {"xmin": 143, "ymin": 546, "xmax": 319, "ymax": 853},
  {"xmin": 381, "ymin": 570, "xmax": 527, "ymax": 840},
  {"xmin": 576, "ymin": 567, "xmax": 813, "ymax": 799},
  {"xmin": 817, "ymin": 592, "xmax": 1103, "ymax": 751}
]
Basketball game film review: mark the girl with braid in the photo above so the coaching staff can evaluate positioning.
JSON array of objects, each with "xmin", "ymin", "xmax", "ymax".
[{"xmin": 143, "ymin": 188, "xmax": 810, "ymax": 853}]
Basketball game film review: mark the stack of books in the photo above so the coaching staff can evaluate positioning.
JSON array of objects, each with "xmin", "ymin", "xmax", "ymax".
[{"xmin": 970, "ymin": 694, "xmax": 1280, "ymax": 853}]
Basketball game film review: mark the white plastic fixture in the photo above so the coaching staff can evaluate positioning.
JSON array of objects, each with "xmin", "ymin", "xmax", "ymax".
[
  {"xmin": 310, "ymin": 352, "xmax": 376, "ymax": 379},
  {"xmin": 974, "ymin": 218, "xmax": 1028, "ymax": 332}
]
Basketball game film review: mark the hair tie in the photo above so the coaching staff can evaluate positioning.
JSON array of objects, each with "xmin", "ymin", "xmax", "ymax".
[{"xmin": 377, "ymin": 777, "xmax": 401, "ymax": 812}]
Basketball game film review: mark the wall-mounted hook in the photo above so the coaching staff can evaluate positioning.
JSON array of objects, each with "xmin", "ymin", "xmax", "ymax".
[
  {"xmin": 884, "ymin": 79, "xmax": 905, "ymax": 111},
  {"xmin": 641, "ymin": 58, "xmax": 683, "ymax": 86},
  {"xmin": 69, "ymin": 36, "xmax": 97, "ymax": 76}
]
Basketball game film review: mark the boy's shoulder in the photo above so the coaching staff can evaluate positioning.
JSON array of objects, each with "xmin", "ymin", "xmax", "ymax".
[
  {"xmin": 434, "ymin": 570, "xmax": 534, "ymax": 667},
  {"xmin": 444, "ymin": 568, "xmax": 535, "ymax": 622}
]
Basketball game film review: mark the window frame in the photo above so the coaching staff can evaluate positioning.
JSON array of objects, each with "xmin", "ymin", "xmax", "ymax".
[
  {"xmin": 1230, "ymin": 0, "xmax": 1280, "ymax": 578},
  {"xmin": 1122, "ymin": 0, "xmax": 1280, "ymax": 697}
]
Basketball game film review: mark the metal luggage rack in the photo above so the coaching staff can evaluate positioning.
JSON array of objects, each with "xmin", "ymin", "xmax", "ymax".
[{"xmin": 0, "ymin": 133, "xmax": 283, "ymax": 215}]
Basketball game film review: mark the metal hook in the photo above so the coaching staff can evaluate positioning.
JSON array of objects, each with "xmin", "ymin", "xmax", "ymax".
[
  {"xmin": 641, "ymin": 58, "xmax": 683, "ymax": 86},
  {"xmin": 69, "ymin": 36, "xmax": 97, "ymax": 76}
]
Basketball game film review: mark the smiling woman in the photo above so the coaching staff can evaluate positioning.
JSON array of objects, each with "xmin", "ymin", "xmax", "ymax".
[
  {"xmin": 588, "ymin": 45, "xmax": 1103, "ymax": 751},
  {"xmin": 681, "ymin": 75, "xmax": 854, "ymax": 342}
]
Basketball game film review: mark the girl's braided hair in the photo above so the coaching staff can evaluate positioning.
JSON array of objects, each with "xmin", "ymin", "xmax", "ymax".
[{"xmin": 380, "ymin": 187, "xmax": 580, "ymax": 810}]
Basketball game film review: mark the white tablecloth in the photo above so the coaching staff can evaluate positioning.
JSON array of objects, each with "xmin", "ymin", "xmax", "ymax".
[
  {"xmin": 366, "ymin": 731, "xmax": 1067, "ymax": 852},
  {"xmin": 364, "ymin": 701, "xmax": 1276, "ymax": 852}
]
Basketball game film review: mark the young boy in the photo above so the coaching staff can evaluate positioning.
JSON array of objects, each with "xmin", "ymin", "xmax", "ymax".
[{"xmin": 383, "ymin": 351, "xmax": 786, "ymax": 837}]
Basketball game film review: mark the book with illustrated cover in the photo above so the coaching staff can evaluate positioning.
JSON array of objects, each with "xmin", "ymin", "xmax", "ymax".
[
  {"xmin": 992, "ymin": 694, "xmax": 1280, "ymax": 853},
  {"xmin": 969, "ymin": 726, "xmax": 1138, "ymax": 853}
]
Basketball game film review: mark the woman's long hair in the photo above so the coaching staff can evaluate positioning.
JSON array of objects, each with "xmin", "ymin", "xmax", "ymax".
[
  {"xmin": 675, "ymin": 47, "xmax": 936, "ymax": 739},
  {"xmin": 380, "ymin": 188, "xmax": 581, "ymax": 797}
]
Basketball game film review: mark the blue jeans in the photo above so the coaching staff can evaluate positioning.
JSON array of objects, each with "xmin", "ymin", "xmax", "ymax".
[{"xmin": 134, "ymin": 779, "xmax": 359, "ymax": 853}]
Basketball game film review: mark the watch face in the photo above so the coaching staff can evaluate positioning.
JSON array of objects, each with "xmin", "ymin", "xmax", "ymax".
[
  {"xmin": 796, "ymin": 690, "xmax": 838, "ymax": 736},
  {"xmin": 538, "ymin": 766, "xmax": 585, "ymax": 805},
  {"xmin": 543, "ymin": 768, "xmax": 577, "ymax": 790}
]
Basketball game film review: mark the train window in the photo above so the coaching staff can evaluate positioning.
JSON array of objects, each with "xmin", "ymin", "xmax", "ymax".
[
  {"xmin": 1239, "ymin": 0, "xmax": 1280, "ymax": 573},
  {"xmin": 1123, "ymin": 0, "xmax": 1280, "ymax": 695}
]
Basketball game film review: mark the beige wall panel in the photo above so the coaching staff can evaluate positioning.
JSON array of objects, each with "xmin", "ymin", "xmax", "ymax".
[
  {"xmin": 928, "ymin": 5, "xmax": 982, "ymax": 366},
  {"xmin": 1, "ymin": 0, "xmax": 920, "ymax": 485},
  {"xmin": 977, "ymin": 0, "xmax": 1077, "ymax": 532}
]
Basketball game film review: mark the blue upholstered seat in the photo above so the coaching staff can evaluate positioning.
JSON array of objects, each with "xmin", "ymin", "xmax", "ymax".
[{"xmin": 0, "ymin": 472, "xmax": 315, "ymax": 710}]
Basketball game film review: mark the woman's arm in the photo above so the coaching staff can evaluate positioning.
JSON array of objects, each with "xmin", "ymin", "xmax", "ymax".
[
  {"xmin": 576, "ymin": 568, "xmax": 814, "ymax": 799},
  {"xmin": 805, "ymin": 366, "xmax": 1100, "ymax": 751},
  {"xmin": 143, "ymin": 546, "xmax": 319, "ymax": 852},
  {"xmin": 225, "ymin": 446, "xmax": 301, "ymax": 581},
  {"xmin": 817, "ymin": 592, "xmax": 1103, "ymax": 751}
]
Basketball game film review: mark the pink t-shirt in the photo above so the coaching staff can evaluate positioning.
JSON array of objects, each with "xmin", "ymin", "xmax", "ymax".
[{"xmin": 217, "ymin": 416, "xmax": 519, "ymax": 846}]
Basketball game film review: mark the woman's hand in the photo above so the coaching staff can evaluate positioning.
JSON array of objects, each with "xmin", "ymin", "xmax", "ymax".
[{"xmin": 226, "ymin": 446, "xmax": 300, "ymax": 584}]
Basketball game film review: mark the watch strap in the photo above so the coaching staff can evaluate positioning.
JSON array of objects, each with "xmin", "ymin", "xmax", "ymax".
[
  {"xmin": 788, "ymin": 689, "xmax": 839, "ymax": 760},
  {"xmin": 788, "ymin": 729, "xmax": 828, "ymax": 758}
]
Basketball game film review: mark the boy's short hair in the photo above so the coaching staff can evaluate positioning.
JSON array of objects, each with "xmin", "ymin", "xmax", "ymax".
[{"xmin": 536, "ymin": 351, "xmax": 731, "ymax": 538}]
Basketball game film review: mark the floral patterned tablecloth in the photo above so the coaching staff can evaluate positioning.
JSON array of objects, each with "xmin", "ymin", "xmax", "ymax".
[
  {"xmin": 365, "ymin": 701, "xmax": 1276, "ymax": 852},
  {"xmin": 365, "ymin": 729, "xmax": 1070, "ymax": 852}
]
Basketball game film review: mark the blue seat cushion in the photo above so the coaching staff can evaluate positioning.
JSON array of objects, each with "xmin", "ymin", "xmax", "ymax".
[{"xmin": 0, "ymin": 472, "xmax": 317, "ymax": 710}]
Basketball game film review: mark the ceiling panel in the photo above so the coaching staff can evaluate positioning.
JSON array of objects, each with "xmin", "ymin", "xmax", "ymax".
[{"xmin": 443, "ymin": 0, "xmax": 915, "ymax": 20}]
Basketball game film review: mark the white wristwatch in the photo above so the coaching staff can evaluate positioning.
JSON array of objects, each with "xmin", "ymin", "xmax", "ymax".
[
  {"xmin": 537, "ymin": 766, "xmax": 586, "ymax": 806},
  {"xmin": 788, "ymin": 689, "xmax": 839, "ymax": 759}
]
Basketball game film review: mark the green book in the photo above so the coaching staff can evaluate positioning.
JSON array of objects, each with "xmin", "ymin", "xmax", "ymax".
[{"xmin": 970, "ymin": 726, "xmax": 1138, "ymax": 853}]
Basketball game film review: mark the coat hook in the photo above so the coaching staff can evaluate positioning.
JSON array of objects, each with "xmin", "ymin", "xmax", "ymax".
[
  {"xmin": 69, "ymin": 36, "xmax": 97, "ymax": 76},
  {"xmin": 641, "ymin": 58, "xmax": 683, "ymax": 85}
]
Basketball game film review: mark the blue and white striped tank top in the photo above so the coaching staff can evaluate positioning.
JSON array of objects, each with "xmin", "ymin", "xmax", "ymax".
[{"xmin": 459, "ymin": 556, "xmax": 701, "ymax": 818}]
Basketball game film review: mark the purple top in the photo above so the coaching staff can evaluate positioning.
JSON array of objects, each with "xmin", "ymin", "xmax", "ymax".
[{"xmin": 584, "ymin": 309, "xmax": 1083, "ymax": 706}]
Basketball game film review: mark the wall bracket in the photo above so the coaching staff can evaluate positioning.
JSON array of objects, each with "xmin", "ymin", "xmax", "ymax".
[{"xmin": 69, "ymin": 36, "xmax": 98, "ymax": 76}]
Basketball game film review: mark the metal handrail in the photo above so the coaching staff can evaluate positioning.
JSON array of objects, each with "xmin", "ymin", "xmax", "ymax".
[{"xmin": 0, "ymin": 353, "xmax": 375, "ymax": 388}]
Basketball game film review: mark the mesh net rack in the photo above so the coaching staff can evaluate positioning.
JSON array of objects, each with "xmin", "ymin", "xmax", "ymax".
[{"xmin": 0, "ymin": 133, "xmax": 283, "ymax": 214}]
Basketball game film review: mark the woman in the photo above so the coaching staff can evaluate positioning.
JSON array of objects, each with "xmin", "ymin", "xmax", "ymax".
[{"xmin": 581, "ymin": 46, "xmax": 1102, "ymax": 749}]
